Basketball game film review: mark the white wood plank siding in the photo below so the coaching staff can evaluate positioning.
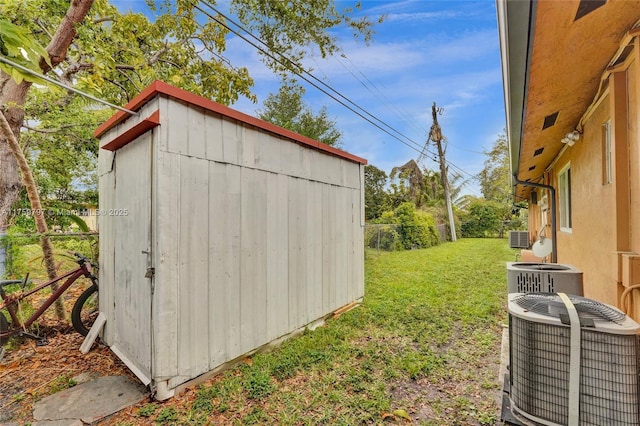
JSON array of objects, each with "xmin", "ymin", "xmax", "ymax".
[
  {"xmin": 307, "ymin": 180, "xmax": 324, "ymax": 323},
  {"xmin": 239, "ymin": 166, "xmax": 269, "ymax": 354},
  {"xmin": 177, "ymin": 156, "xmax": 210, "ymax": 382},
  {"xmin": 99, "ymin": 90, "xmax": 364, "ymax": 394},
  {"xmin": 152, "ymin": 150, "xmax": 180, "ymax": 378},
  {"xmin": 162, "ymin": 161, "xmax": 363, "ymax": 386},
  {"xmin": 97, "ymin": 149, "xmax": 116, "ymax": 344},
  {"xmin": 266, "ymin": 172, "xmax": 289, "ymax": 342},
  {"xmin": 161, "ymin": 98, "xmax": 361, "ymax": 189},
  {"xmin": 208, "ymin": 162, "xmax": 242, "ymax": 367},
  {"xmin": 322, "ymin": 184, "xmax": 337, "ymax": 314},
  {"xmin": 112, "ymin": 132, "xmax": 153, "ymax": 379}
]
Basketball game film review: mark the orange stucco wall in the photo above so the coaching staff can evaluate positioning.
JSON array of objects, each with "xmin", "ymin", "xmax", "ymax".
[
  {"xmin": 536, "ymin": 50, "xmax": 640, "ymax": 318},
  {"xmin": 551, "ymin": 93, "xmax": 619, "ymax": 307},
  {"xmin": 629, "ymin": 57, "xmax": 640, "ymax": 253}
]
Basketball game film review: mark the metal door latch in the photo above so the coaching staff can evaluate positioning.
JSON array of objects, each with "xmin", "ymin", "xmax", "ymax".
[{"xmin": 145, "ymin": 267, "xmax": 155, "ymax": 278}]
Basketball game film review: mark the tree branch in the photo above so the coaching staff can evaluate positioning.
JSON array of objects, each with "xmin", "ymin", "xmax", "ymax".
[
  {"xmin": 21, "ymin": 124, "xmax": 80, "ymax": 134},
  {"xmin": 93, "ymin": 17, "xmax": 114, "ymax": 24},
  {"xmin": 35, "ymin": 19, "xmax": 55, "ymax": 42},
  {"xmin": 40, "ymin": 0, "xmax": 96, "ymax": 73},
  {"xmin": 147, "ymin": 43, "xmax": 169, "ymax": 66},
  {"xmin": 104, "ymin": 77, "xmax": 130, "ymax": 101}
]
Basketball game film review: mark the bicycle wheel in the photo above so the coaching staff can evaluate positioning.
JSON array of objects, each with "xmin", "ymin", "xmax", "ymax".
[
  {"xmin": 71, "ymin": 283, "xmax": 99, "ymax": 336},
  {"xmin": 0, "ymin": 312, "xmax": 8, "ymax": 346}
]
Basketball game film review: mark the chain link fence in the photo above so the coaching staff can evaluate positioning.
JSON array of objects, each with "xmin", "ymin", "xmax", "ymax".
[
  {"xmin": 364, "ymin": 223, "xmax": 447, "ymax": 251},
  {"xmin": 0, "ymin": 232, "xmax": 98, "ymax": 279}
]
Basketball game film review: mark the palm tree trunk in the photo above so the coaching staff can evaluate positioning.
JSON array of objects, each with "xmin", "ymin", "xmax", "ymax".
[
  {"xmin": 0, "ymin": 0, "xmax": 95, "ymax": 320},
  {"xmin": 0, "ymin": 111, "xmax": 65, "ymax": 319}
]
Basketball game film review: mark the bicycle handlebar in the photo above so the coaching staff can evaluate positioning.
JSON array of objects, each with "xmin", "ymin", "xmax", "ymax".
[{"xmin": 67, "ymin": 251, "xmax": 97, "ymax": 268}]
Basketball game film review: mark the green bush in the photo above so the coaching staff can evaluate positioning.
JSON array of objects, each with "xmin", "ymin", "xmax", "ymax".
[
  {"xmin": 460, "ymin": 200, "xmax": 503, "ymax": 238},
  {"xmin": 370, "ymin": 203, "xmax": 440, "ymax": 250},
  {"xmin": 393, "ymin": 203, "xmax": 439, "ymax": 249}
]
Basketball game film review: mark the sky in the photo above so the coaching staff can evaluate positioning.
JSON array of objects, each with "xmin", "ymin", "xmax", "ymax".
[{"xmin": 120, "ymin": 0, "xmax": 506, "ymax": 198}]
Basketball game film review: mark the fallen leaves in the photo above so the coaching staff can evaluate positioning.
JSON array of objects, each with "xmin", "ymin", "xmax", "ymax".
[
  {"xmin": 0, "ymin": 322, "xmax": 136, "ymax": 424},
  {"xmin": 382, "ymin": 408, "xmax": 413, "ymax": 423}
]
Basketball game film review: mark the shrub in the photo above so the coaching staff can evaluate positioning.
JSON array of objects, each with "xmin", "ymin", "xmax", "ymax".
[
  {"xmin": 370, "ymin": 203, "xmax": 440, "ymax": 250},
  {"xmin": 460, "ymin": 200, "xmax": 503, "ymax": 238}
]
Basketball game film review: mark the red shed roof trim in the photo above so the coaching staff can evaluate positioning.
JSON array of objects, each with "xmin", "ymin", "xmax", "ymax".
[
  {"xmin": 95, "ymin": 80, "xmax": 367, "ymax": 165},
  {"xmin": 101, "ymin": 110, "xmax": 160, "ymax": 152}
]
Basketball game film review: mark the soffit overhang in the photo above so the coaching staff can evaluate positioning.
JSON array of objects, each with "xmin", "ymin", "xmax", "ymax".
[{"xmin": 499, "ymin": 0, "xmax": 640, "ymax": 200}]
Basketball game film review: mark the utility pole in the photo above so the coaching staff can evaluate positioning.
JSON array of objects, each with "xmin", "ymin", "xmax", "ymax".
[{"xmin": 430, "ymin": 102, "xmax": 457, "ymax": 242}]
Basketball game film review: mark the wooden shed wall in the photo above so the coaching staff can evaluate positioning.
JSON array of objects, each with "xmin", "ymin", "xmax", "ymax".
[
  {"xmin": 99, "ymin": 95, "xmax": 364, "ymax": 390},
  {"xmin": 152, "ymin": 97, "xmax": 364, "ymax": 387}
]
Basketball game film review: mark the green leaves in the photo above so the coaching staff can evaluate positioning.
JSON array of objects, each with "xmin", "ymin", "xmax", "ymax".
[
  {"xmin": 0, "ymin": 19, "xmax": 51, "ymax": 83},
  {"xmin": 1, "ymin": 0, "xmax": 377, "ymax": 220},
  {"xmin": 478, "ymin": 130, "xmax": 511, "ymax": 204},
  {"xmin": 258, "ymin": 81, "xmax": 342, "ymax": 146},
  {"xmin": 231, "ymin": 0, "xmax": 380, "ymax": 75}
]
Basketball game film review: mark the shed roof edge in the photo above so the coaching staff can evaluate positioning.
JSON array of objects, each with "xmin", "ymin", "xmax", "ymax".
[{"xmin": 94, "ymin": 80, "xmax": 367, "ymax": 165}]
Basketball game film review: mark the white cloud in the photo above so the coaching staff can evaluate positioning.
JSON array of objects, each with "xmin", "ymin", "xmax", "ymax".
[
  {"xmin": 215, "ymin": 0, "xmax": 504, "ymax": 196},
  {"xmin": 383, "ymin": 10, "xmax": 462, "ymax": 23}
]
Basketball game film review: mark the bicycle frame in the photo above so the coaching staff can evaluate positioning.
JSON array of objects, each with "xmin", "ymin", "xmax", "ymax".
[{"xmin": 0, "ymin": 261, "xmax": 93, "ymax": 340}]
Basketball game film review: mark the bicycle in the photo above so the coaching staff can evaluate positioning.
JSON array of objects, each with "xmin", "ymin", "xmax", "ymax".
[{"xmin": 0, "ymin": 252, "xmax": 99, "ymax": 346}]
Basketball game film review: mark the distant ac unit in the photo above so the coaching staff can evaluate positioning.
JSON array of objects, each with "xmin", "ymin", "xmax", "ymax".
[
  {"xmin": 509, "ymin": 231, "xmax": 529, "ymax": 249},
  {"xmin": 507, "ymin": 262, "xmax": 583, "ymax": 295},
  {"xmin": 508, "ymin": 293, "xmax": 640, "ymax": 426}
]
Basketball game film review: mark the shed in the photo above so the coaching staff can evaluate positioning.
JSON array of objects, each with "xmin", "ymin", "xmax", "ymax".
[{"xmin": 95, "ymin": 81, "xmax": 366, "ymax": 399}]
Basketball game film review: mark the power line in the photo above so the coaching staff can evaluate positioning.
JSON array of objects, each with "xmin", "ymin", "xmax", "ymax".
[
  {"xmin": 325, "ymin": 47, "xmax": 487, "ymax": 168},
  {"xmin": 0, "ymin": 56, "xmax": 138, "ymax": 116},
  {"xmin": 194, "ymin": 0, "xmax": 478, "ymax": 186},
  {"xmin": 331, "ymin": 49, "xmax": 432, "ymax": 138},
  {"xmin": 194, "ymin": 0, "xmax": 431, "ymax": 155},
  {"xmin": 331, "ymin": 48, "xmax": 487, "ymax": 173}
]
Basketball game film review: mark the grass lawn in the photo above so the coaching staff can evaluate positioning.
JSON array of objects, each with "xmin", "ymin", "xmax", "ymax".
[{"xmin": 121, "ymin": 238, "xmax": 515, "ymax": 425}]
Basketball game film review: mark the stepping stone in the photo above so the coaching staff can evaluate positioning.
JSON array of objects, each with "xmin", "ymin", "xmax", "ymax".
[{"xmin": 33, "ymin": 376, "xmax": 147, "ymax": 424}]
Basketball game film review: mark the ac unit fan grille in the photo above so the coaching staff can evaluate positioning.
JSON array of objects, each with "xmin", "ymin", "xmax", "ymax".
[
  {"xmin": 510, "ymin": 315, "xmax": 640, "ymax": 425},
  {"xmin": 512, "ymin": 293, "xmax": 627, "ymax": 323}
]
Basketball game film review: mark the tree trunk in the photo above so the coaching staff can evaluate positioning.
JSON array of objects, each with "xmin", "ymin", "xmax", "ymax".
[
  {"xmin": 0, "ymin": 76, "xmax": 28, "ymax": 232},
  {"xmin": 0, "ymin": 110, "xmax": 64, "ymax": 317},
  {"xmin": 0, "ymin": 0, "xmax": 95, "ymax": 319}
]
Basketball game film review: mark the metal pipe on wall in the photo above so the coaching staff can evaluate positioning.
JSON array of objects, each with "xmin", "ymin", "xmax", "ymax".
[{"xmin": 512, "ymin": 174, "xmax": 558, "ymax": 263}]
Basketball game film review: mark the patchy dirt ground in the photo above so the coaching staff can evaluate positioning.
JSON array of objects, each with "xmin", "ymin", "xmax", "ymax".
[
  {"xmin": 0, "ymin": 322, "xmax": 138, "ymax": 424},
  {"xmin": 1, "ymin": 324, "xmax": 504, "ymax": 426}
]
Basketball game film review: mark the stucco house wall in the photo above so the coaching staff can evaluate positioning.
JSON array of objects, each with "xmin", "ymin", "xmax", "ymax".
[
  {"xmin": 499, "ymin": 0, "xmax": 640, "ymax": 320},
  {"xmin": 528, "ymin": 47, "xmax": 640, "ymax": 313}
]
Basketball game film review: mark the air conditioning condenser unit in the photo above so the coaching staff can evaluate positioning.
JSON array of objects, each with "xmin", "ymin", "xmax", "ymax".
[
  {"xmin": 507, "ymin": 262, "xmax": 583, "ymax": 295},
  {"xmin": 509, "ymin": 231, "xmax": 529, "ymax": 249},
  {"xmin": 508, "ymin": 293, "xmax": 640, "ymax": 426}
]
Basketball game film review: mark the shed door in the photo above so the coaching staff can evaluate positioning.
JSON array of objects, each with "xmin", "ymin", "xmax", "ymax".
[{"xmin": 111, "ymin": 132, "xmax": 153, "ymax": 383}]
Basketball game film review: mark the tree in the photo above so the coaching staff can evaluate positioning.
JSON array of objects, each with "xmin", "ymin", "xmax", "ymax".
[
  {"xmin": 1, "ymin": 0, "xmax": 378, "ymax": 230},
  {"xmin": 257, "ymin": 81, "xmax": 342, "ymax": 146},
  {"xmin": 459, "ymin": 198, "xmax": 503, "ymax": 238},
  {"xmin": 1, "ymin": 11, "xmax": 92, "ymax": 317},
  {"xmin": 389, "ymin": 159, "xmax": 423, "ymax": 207},
  {"xmin": 364, "ymin": 164, "xmax": 388, "ymax": 220},
  {"xmin": 0, "ymin": 0, "xmax": 378, "ymax": 317},
  {"xmin": 478, "ymin": 130, "xmax": 511, "ymax": 203},
  {"xmin": 477, "ymin": 130, "xmax": 519, "ymax": 236}
]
